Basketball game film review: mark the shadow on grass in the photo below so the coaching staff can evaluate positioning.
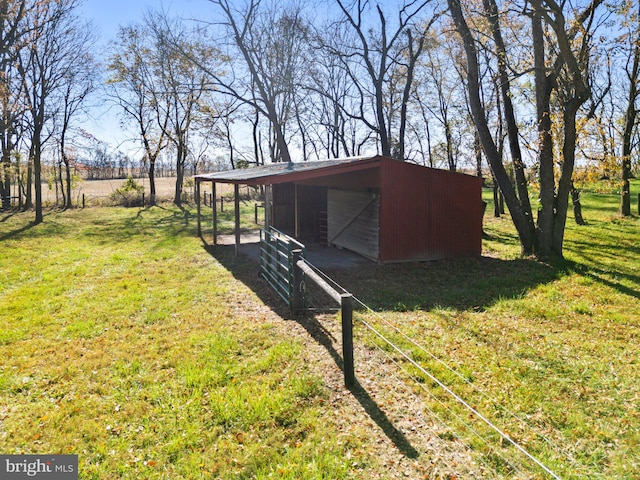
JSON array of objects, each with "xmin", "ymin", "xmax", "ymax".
[
  {"xmin": 1, "ymin": 211, "xmax": 18, "ymax": 223},
  {"xmin": 0, "ymin": 210, "xmax": 62, "ymax": 241},
  {"xmin": 565, "ymin": 260, "xmax": 640, "ymax": 300},
  {"xmin": 75, "ymin": 206, "xmax": 197, "ymax": 245},
  {"xmin": 322, "ymin": 256, "xmax": 563, "ymax": 312},
  {"xmin": 0, "ymin": 220, "xmax": 36, "ymax": 241},
  {"xmin": 205, "ymin": 243, "xmax": 420, "ymax": 459}
]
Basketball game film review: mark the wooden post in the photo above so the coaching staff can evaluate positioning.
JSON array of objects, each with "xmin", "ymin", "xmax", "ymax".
[
  {"xmin": 341, "ymin": 293, "xmax": 355, "ymax": 388},
  {"xmin": 294, "ymin": 184, "xmax": 300, "ymax": 238},
  {"xmin": 637, "ymin": 193, "xmax": 639, "ymax": 216},
  {"xmin": 82, "ymin": 194, "xmax": 85, "ymax": 209},
  {"xmin": 234, "ymin": 184, "xmax": 240, "ymax": 256},
  {"xmin": 292, "ymin": 249, "xmax": 305, "ymax": 313},
  {"xmin": 295, "ymin": 259, "xmax": 355, "ymax": 388},
  {"xmin": 255, "ymin": 202, "xmax": 259, "ymax": 224},
  {"xmin": 265, "ymin": 186, "xmax": 272, "ymax": 228},
  {"xmin": 196, "ymin": 180, "xmax": 201, "ymax": 238},
  {"xmin": 212, "ymin": 183, "xmax": 217, "ymax": 245},
  {"xmin": 220, "ymin": 196, "xmax": 224, "ymax": 212}
]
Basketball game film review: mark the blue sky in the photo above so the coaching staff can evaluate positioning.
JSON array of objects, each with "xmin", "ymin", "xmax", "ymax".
[
  {"xmin": 79, "ymin": 0, "xmax": 206, "ymax": 45},
  {"xmin": 77, "ymin": 0, "xmax": 208, "ymax": 155}
]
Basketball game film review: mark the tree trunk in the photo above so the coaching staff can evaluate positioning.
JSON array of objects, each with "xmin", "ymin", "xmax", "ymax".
[
  {"xmin": 571, "ymin": 181, "xmax": 585, "ymax": 225},
  {"xmin": 1, "ymin": 144, "xmax": 10, "ymax": 210},
  {"xmin": 621, "ymin": 20, "xmax": 639, "ymax": 216},
  {"xmin": 531, "ymin": 11, "xmax": 556, "ymax": 258},
  {"xmin": 65, "ymin": 159, "xmax": 72, "ymax": 209},
  {"xmin": 25, "ymin": 152, "xmax": 33, "ymax": 210},
  {"xmin": 33, "ymin": 137, "xmax": 43, "ymax": 224},
  {"xmin": 553, "ymin": 101, "xmax": 586, "ymax": 253},
  {"xmin": 148, "ymin": 159, "xmax": 156, "ymax": 206},
  {"xmin": 174, "ymin": 140, "xmax": 186, "ymax": 205},
  {"xmin": 447, "ymin": 0, "xmax": 535, "ymax": 255},
  {"xmin": 57, "ymin": 160, "xmax": 65, "ymax": 207},
  {"xmin": 483, "ymin": 0, "xmax": 534, "ymax": 231}
]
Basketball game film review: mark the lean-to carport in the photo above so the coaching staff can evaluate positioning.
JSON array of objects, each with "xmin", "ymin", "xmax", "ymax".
[
  {"xmin": 194, "ymin": 157, "xmax": 380, "ymax": 256},
  {"xmin": 194, "ymin": 155, "xmax": 483, "ymax": 263}
]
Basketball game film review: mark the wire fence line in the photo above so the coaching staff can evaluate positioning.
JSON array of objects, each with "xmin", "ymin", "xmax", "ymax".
[{"xmin": 300, "ymin": 259, "xmax": 596, "ymax": 479}]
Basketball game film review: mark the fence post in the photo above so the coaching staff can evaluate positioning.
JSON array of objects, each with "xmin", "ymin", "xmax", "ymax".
[
  {"xmin": 196, "ymin": 180, "xmax": 201, "ymax": 238},
  {"xmin": 291, "ymin": 249, "xmax": 305, "ymax": 313},
  {"xmin": 220, "ymin": 196, "xmax": 224, "ymax": 212},
  {"xmin": 637, "ymin": 192, "xmax": 639, "ymax": 216},
  {"xmin": 82, "ymin": 194, "xmax": 85, "ymax": 209},
  {"xmin": 341, "ymin": 293, "xmax": 355, "ymax": 388},
  {"xmin": 255, "ymin": 203, "xmax": 259, "ymax": 224}
]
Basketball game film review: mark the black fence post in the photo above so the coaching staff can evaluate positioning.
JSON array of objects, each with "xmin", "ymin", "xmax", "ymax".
[
  {"xmin": 637, "ymin": 192, "xmax": 639, "ymax": 216},
  {"xmin": 196, "ymin": 180, "xmax": 201, "ymax": 238},
  {"xmin": 292, "ymin": 249, "xmax": 305, "ymax": 314},
  {"xmin": 255, "ymin": 203, "xmax": 259, "ymax": 224},
  {"xmin": 341, "ymin": 293, "xmax": 355, "ymax": 388}
]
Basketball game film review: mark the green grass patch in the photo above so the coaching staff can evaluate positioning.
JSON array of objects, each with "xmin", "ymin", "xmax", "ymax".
[
  {"xmin": 329, "ymin": 184, "xmax": 640, "ymax": 479},
  {"xmin": 1, "ymin": 181, "xmax": 639, "ymax": 478},
  {"xmin": 0, "ymin": 206, "xmax": 355, "ymax": 479}
]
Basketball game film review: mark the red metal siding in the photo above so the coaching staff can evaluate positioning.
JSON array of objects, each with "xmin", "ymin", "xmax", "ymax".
[
  {"xmin": 379, "ymin": 159, "xmax": 482, "ymax": 263},
  {"xmin": 298, "ymin": 167, "xmax": 380, "ymax": 190}
]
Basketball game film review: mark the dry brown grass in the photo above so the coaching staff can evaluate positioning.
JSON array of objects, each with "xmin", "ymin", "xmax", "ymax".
[{"xmin": 42, "ymin": 177, "xmax": 237, "ymax": 203}]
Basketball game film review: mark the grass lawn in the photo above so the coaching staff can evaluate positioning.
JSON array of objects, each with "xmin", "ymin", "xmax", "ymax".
[
  {"xmin": 1, "ymin": 181, "xmax": 639, "ymax": 478},
  {"xmin": 0, "ymin": 205, "xmax": 355, "ymax": 479},
  {"xmin": 327, "ymin": 181, "xmax": 639, "ymax": 479}
]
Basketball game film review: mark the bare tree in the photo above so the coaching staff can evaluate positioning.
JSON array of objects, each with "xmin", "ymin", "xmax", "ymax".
[
  {"xmin": 201, "ymin": 0, "xmax": 312, "ymax": 163},
  {"xmin": 55, "ymin": 20, "xmax": 97, "ymax": 209},
  {"xmin": 107, "ymin": 24, "xmax": 168, "ymax": 205},
  {"xmin": 147, "ymin": 13, "xmax": 217, "ymax": 205},
  {"xmin": 325, "ymin": 0, "xmax": 438, "ymax": 158},
  {"xmin": 0, "ymin": 0, "xmax": 31, "ymax": 210},
  {"xmin": 447, "ymin": 0, "xmax": 605, "ymax": 258},
  {"xmin": 18, "ymin": 0, "xmax": 80, "ymax": 223},
  {"xmin": 619, "ymin": 0, "xmax": 639, "ymax": 216}
]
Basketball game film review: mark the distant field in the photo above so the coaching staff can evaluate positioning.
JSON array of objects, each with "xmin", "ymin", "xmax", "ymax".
[{"xmin": 42, "ymin": 177, "xmax": 236, "ymax": 204}]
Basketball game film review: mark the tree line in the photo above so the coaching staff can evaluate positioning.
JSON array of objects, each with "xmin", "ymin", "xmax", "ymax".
[{"xmin": 1, "ymin": 0, "xmax": 638, "ymax": 259}]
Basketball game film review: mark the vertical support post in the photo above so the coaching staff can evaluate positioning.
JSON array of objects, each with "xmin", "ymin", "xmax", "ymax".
[
  {"xmin": 265, "ymin": 186, "xmax": 272, "ymax": 229},
  {"xmin": 82, "ymin": 194, "xmax": 85, "ymax": 209},
  {"xmin": 212, "ymin": 183, "xmax": 217, "ymax": 245},
  {"xmin": 341, "ymin": 293, "xmax": 355, "ymax": 388},
  {"xmin": 220, "ymin": 196, "xmax": 224, "ymax": 212},
  {"xmin": 196, "ymin": 180, "xmax": 201, "ymax": 238},
  {"xmin": 291, "ymin": 249, "xmax": 305, "ymax": 313},
  {"xmin": 234, "ymin": 183, "xmax": 240, "ymax": 257},
  {"xmin": 294, "ymin": 184, "xmax": 300, "ymax": 238},
  {"xmin": 255, "ymin": 202, "xmax": 259, "ymax": 224}
]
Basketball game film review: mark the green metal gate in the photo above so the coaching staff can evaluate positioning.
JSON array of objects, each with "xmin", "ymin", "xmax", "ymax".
[{"xmin": 259, "ymin": 227, "xmax": 306, "ymax": 308}]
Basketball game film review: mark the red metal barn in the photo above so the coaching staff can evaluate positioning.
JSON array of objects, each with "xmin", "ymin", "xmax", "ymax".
[{"xmin": 195, "ymin": 155, "xmax": 483, "ymax": 263}]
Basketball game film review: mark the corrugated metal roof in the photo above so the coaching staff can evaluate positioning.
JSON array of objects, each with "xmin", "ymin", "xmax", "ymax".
[{"xmin": 194, "ymin": 156, "xmax": 379, "ymax": 185}]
